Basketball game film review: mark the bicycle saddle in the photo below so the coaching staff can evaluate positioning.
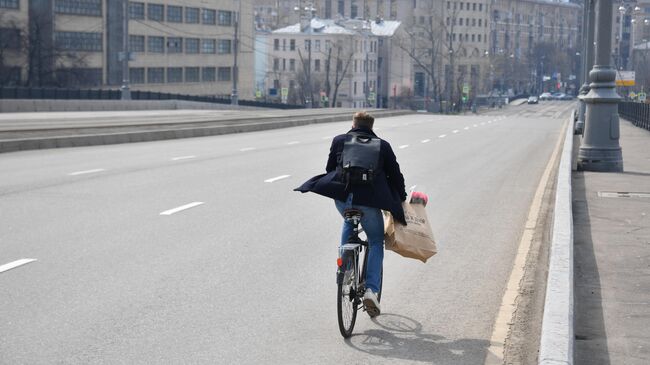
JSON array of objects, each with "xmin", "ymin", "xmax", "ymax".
[{"xmin": 343, "ymin": 208, "xmax": 363, "ymax": 220}]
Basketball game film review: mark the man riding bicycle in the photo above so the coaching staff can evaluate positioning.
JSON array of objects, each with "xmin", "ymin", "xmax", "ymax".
[{"xmin": 295, "ymin": 111, "xmax": 407, "ymax": 317}]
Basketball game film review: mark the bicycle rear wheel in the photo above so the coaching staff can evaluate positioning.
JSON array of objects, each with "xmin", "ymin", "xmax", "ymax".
[{"xmin": 337, "ymin": 281, "xmax": 358, "ymax": 338}]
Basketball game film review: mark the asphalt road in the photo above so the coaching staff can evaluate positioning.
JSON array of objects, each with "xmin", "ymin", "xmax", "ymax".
[{"xmin": 0, "ymin": 102, "xmax": 572, "ymax": 364}]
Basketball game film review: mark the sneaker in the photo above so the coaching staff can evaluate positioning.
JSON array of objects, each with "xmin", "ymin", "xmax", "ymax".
[{"xmin": 363, "ymin": 289, "xmax": 381, "ymax": 317}]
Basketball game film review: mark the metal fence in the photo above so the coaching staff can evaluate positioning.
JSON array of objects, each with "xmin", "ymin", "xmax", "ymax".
[
  {"xmin": 0, "ymin": 87, "xmax": 304, "ymax": 110},
  {"xmin": 619, "ymin": 102, "xmax": 650, "ymax": 131}
]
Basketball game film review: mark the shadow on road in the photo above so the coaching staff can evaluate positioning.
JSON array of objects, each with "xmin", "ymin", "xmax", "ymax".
[{"xmin": 344, "ymin": 313, "xmax": 490, "ymax": 363}]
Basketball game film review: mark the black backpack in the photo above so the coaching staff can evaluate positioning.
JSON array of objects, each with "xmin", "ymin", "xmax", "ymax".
[{"xmin": 338, "ymin": 132, "xmax": 381, "ymax": 188}]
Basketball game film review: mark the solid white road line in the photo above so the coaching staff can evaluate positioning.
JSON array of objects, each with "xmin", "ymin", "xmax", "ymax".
[
  {"xmin": 452, "ymin": 130, "xmax": 459, "ymax": 134},
  {"xmin": 287, "ymin": 141, "xmax": 300, "ymax": 145},
  {"xmin": 399, "ymin": 145, "xmax": 409, "ymax": 149},
  {"xmin": 159, "ymin": 202, "xmax": 204, "ymax": 216},
  {"xmin": 439, "ymin": 134, "xmax": 447, "ymax": 138},
  {"xmin": 264, "ymin": 175, "xmax": 291, "ymax": 183},
  {"xmin": 0, "ymin": 259, "xmax": 37, "ymax": 274},
  {"xmin": 239, "ymin": 147, "xmax": 256, "ymax": 152},
  {"xmin": 68, "ymin": 169, "xmax": 105, "ymax": 176},
  {"xmin": 171, "ymin": 155, "xmax": 196, "ymax": 161},
  {"xmin": 421, "ymin": 139, "xmax": 431, "ymax": 143}
]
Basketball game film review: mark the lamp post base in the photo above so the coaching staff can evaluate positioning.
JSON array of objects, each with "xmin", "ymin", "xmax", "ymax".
[{"xmin": 578, "ymin": 66, "xmax": 624, "ymax": 172}]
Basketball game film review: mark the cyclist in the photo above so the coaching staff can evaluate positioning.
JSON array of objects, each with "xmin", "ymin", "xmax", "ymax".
[{"xmin": 295, "ymin": 111, "xmax": 407, "ymax": 316}]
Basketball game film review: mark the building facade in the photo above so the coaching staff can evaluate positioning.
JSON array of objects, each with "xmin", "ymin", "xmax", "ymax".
[
  {"xmin": 0, "ymin": 0, "xmax": 255, "ymax": 99},
  {"xmin": 261, "ymin": 17, "xmax": 410, "ymax": 108}
]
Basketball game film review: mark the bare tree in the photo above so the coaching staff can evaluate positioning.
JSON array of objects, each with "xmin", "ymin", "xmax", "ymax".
[
  {"xmin": 0, "ymin": 15, "xmax": 25, "ymax": 86},
  {"xmin": 319, "ymin": 38, "xmax": 353, "ymax": 107}
]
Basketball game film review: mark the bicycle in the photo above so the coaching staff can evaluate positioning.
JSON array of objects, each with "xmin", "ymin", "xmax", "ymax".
[{"xmin": 336, "ymin": 208, "xmax": 383, "ymax": 338}]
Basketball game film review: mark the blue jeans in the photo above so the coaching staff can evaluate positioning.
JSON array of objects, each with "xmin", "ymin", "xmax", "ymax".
[{"xmin": 335, "ymin": 194, "xmax": 384, "ymax": 293}]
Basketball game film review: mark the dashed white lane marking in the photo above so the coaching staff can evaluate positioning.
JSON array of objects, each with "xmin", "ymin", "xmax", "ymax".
[
  {"xmin": 480, "ymin": 122, "xmax": 486, "ymax": 125},
  {"xmin": 452, "ymin": 130, "xmax": 459, "ymax": 134},
  {"xmin": 0, "ymin": 259, "xmax": 37, "ymax": 274},
  {"xmin": 421, "ymin": 139, "xmax": 431, "ymax": 143},
  {"xmin": 464, "ymin": 126, "xmax": 470, "ymax": 130},
  {"xmin": 160, "ymin": 202, "xmax": 204, "ymax": 216},
  {"xmin": 287, "ymin": 141, "xmax": 300, "ymax": 145},
  {"xmin": 171, "ymin": 155, "xmax": 196, "ymax": 161},
  {"xmin": 473, "ymin": 124, "xmax": 478, "ymax": 127},
  {"xmin": 488, "ymin": 121, "xmax": 492, "ymax": 124},
  {"xmin": 239, "ymin": 147, "xmax": 256, "ymax": 152},
  {"xmin": 321, "ymin": 136, "xmax": 332, "ymax": 140},
  {"xmin": 439, "ymin": 134, "xmax": 447, "ymax": 138},
  {"xmin": 409, "ymin": 185, "xmax": 417, "ymax": 191},
  {"xmin": 68, "ymin": 169, "xmax": 105, "ymax": 176},
  {"xmin": 399, "ymin": 145, "xmax": 410, "ymax": 149},
  {"xmin": 264, "ymin": 175, "xmax": 291, "ymax": 183}
]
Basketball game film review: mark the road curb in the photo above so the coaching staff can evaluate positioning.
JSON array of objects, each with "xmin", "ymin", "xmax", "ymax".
[
  {"xmin": 538, "ymin": 119, "xmax": 575, "ymax": 365},
  {"xmin": 0, "ymin": 110, "xmax": 411, "ymax": 153}
]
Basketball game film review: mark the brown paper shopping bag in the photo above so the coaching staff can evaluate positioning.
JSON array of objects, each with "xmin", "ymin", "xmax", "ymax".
[{"xmin": 383, "ymin": 202, "xmax": 437, "ymax": 263}]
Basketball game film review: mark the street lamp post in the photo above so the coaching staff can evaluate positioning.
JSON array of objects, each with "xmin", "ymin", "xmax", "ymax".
[
  {"xmin": 231, "ymin": 0, "xmax": 241, "ymax": 106},
  {"xmin": 576, "ymin": 0, "xmax": 596, "ymax": 133},
  {"xmin": 120, "ymin": 0, "xmax": 131, "ymax": 100},
  {"xmin": 578, "ymin": 0, "xmax": 624, "ymax": 172}
]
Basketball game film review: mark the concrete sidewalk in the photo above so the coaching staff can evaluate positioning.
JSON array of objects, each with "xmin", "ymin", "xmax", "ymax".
[{"xmin": 574, "ymin": 121, "xmax": 650, "ymax": 364}]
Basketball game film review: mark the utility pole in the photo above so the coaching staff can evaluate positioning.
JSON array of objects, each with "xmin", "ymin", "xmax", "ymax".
[
  {"xmin": 120, "ymin": 0, "xmax": 131, "ymax": 100},
  {"xmin": 578, "ymin": 0, "xmax": 624, "ymax": 172},
  {"xmin": 231, "ymin": 1, "xmax": 240, "ymax": 106}
]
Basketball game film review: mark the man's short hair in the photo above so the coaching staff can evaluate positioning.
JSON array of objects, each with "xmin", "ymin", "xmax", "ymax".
[{"xmin": 353, "ymin": 111, "xmax": 375, "ymax": 129}]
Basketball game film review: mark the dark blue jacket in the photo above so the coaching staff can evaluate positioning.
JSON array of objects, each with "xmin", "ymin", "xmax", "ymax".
[{"xmin": 294, "ymin": 127, "xmax": 407, "ymax": 224}]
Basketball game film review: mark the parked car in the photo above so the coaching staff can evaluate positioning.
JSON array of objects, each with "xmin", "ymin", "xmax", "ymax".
[
  {"xmin": 539, "ymin": 92, "xmax": 552, "ymax": 101},
  {"xmin": 552, "ymin": 92, "xmax": 565, "ymax": 100},
  {"xmin": 527, "ymin": 96, "xmax": 539, "ymax": 104}
]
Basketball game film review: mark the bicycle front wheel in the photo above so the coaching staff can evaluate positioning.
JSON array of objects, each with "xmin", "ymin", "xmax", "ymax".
[{"xmin": 337, "ymin": 281, "xmax": 358, "ymax": 338}]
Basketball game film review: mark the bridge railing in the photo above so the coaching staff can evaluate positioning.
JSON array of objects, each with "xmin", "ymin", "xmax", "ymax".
[{"xmin": 618, "ymin": 102, "xmax": 650, "ymax": 131}]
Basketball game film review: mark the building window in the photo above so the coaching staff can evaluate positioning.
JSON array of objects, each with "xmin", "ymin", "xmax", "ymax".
[
  {"xmin": 473, "ymin": 3, "xmax": 476, "ymax": 11},
  {"xmin": 130, "ymin": 68, "xmax": 144, "ymax": 84},
  {"xmin": 471, "ymin": 34, "xmax": 475, "ymax": 42},
  {"xmin": 315, "ymin": 59, "xmax": 321, "ymax": 71},
  {"xmin": 289, "ymin": 59, "xmax": 295, "ymax": 71},
  {"xmin": 354, "ymin": 81, "xmax": 357, "ymax": 95},
  {"xmin": 129, "ymin": 35, "xmax": 145, "ymax": 52},
  {"xmin": 167, "ymin": 5, "xmax": 182, "ymax": 22},
  {"xmin": 217, "ymin": 67, "xmax": 231, "ymax": 81},
  {"xmin": 479, "ymin": 19, "xmax": 482, "ymax": 27},
  {"xmin": 273, "ymin": 58, "xmax": 279, "ymax": 71},
  {"xmin": 315, "ymin": 40, "xmax": 320, "ymax": 51},
  {"xmin": 201, "ymin": 39, "xmax": 215, "ymax": 53},
  {"xmin": 290, "ymin": 39, "xmax": 296, "ymax": 51},
  {"xmin": 186, "ymin": 38, "xmax": 199, "ymax": 54},
  {"xmin": 351, "ymin": 4, "xmax": 358, "ymax": 18},
  {"xmin": 185, "ymin": 67, "xmax": 199, "ymax": 82},
  {"xmin": 129, "ymin": 2, "xmax": 145, "ymax": 19},
  {"xmin": 217, "ymin": 39, "xmax": 232, "ymax": 54},
  {"xmin": 282, "ymin": 39, "xmax": 286, "ymax": 51},
  {"xmin": 305, "ymin": 40, "xmax": 310, "ymax": 50},
  {"xmin": 0, "ymin": 28, "xmax": 21, "ymax": 49},
  {"xmin": 54, "ymin": 31, "xmax": 102, "ymax": 52},
  {"xmin": 274, "ymin": 39, "xmax": 279, "ymax": 51},
  {"xmin": 147, "ymin": 67, "xmax": 164, "ymax": 83},
  {"xmin": 186, "ymin": 7, "xmax": 199, "ymax": 23},
  {"xmin": 282, "ymin": 58, "xmax": 286, "ymax": 70},
  {"xmin": 167, "ymin": 67, "xmax": 183, "ymax": 83},
  {"xmin": 479, "ymin": 3, "xmax": 483, "ymax": 11},
  {"xmin": 54, "ymin": 0, "xmax": 102, "ymax": 16},
  {"xmin": 478, "ymin": 34, "xmax": 481, "ymax": 42},
  {"xmin": 147, "ymin": 36, "xmax": 164, "ymax": 53},
  {"xmin": 202, "ymin": 9, "xmax": 216, "ymax": 24},
  {"xmin": 202, "ymin": 67, "xmax": 216, "ymax": 82},
  {"xmin": 147, "ymin": 3, "xmax": 164, "ymax": 21},
  {"xmin": 167, "ymin": 37, "xmax": 182, "ymax": 53},
  {"xmin": 218, "ymin": 10, "xmax": 233, "ymax": 26},
  {"xmin": 0, "ymin": 0, "xmax": 19, "ymax": 9}
]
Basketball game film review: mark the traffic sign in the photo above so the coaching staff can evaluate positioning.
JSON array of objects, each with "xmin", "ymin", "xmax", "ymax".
[
  {"xmin": 638, "ymin": 92, "xmax": 647, "ymax": 102},
  {"xmin": 281, "ymin": 87, "xmax": 288, "ymax": 96},
  {"xmin": 462, "ymin": 85, "xmax": 469, "ymax": 94},
  {"xmin": 368, "ymin": 92, "xmax": 376, "ymax": 101},
  {"xmin": 615, "ymin": 71, "xmax": 635, "ymax": 86},
  {"xmin": 255, "ymin": 90, "xmax": 262, "ymax": 98}
]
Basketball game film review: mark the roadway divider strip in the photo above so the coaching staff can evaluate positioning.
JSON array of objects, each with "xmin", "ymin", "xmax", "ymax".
[
  {"xmin": 538, "ymin": 117, "xmax": 575, "ymax": 365},
  {"xmin": 0, "ymin": 110, "xmax": 412, "ymax": 153}
]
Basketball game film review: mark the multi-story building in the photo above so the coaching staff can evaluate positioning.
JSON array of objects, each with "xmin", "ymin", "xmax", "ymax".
[
  {"xmin": 613, "ymin": 0, "xmax": 650, "ymax": 71},
  {"xmin": 490, "ymin": 0, "xmax": 581, "ymax": 94},
  {"xmin": 261, "ymin": 17, "xmax": 410, "ymax": 108},
  {"xmin": 260, "ymin": 0, "xmax": 582, "ymax": 106},
  {"xmin": 0, "ymin": 0, "xmax": 254, "ymax": 99}
]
